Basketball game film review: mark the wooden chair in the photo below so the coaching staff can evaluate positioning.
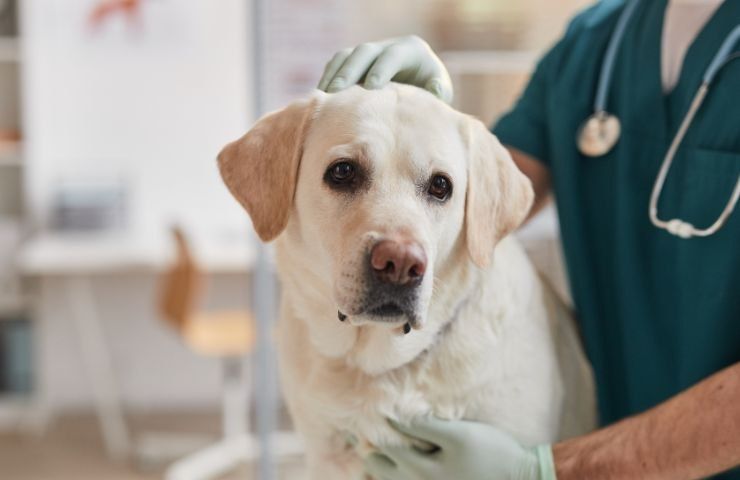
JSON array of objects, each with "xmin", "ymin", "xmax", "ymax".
[
  {"xmin": 158, "ymin": 226, "xmax": 257, "ymax": 480},
  {"xmin": 159, "ymin": 227, "xmax": 255, "ymax": 357}
]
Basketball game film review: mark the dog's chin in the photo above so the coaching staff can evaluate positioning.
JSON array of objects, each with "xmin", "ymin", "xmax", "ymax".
[
  {"xmin": 365, "ymin": 302, "xmax": 406, "ymax": 320},
  {"xmin": 344, "ymin": 302, "xmax": 424, "ymax": 330}
]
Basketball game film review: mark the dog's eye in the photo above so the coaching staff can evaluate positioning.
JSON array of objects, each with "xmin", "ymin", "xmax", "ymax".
[
  {"xmin": 327, "ymin": 161, "xmax": 356, "ymax": 184},
  {"xmin": 428, "ymin": 174, "xmax": 452, "ymax": 201}
]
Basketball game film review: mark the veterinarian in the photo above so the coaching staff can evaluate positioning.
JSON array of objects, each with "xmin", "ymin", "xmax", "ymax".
[{"xmin": 318, "ymin": 0, "xmax": 740, "ymax": 479}]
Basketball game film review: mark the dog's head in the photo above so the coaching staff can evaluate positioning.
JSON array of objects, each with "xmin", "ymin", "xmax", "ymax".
[{"xmin": 219, "ymin": 85, "xmax": 532, "ymax": 367}]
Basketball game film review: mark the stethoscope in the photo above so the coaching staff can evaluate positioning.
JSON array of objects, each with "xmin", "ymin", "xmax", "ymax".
[{"xmin": 576, "ymin": 0, "xmax": 740, "ymax": 239}]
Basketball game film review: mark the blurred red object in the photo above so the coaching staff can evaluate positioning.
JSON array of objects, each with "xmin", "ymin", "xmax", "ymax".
[
  {"xmin": 88, "ymin": 0, "xmax": 142, "ymax": 28},
  {"xmin": 0, "ymin": 130, "xmax": 21, "ymax": 143},
  {"xmin": 0, "ymin": 129, "xmax": 21, "ymax": 157}
]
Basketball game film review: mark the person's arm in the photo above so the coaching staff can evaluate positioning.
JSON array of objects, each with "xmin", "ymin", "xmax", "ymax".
[
  {"xmin": 554, "ymin": 362, "xmax": 740, "ymax": 480},
  {"xmin": 367, "ymin": 362, "xmax": 740, "ymax": 480},
  {"xmin": 507, "ymin": 146, "xmax": 552, "ymax": 220}
]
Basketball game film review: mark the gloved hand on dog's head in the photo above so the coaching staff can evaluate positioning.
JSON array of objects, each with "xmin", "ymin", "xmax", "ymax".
[{"xmin": 318, "ymin": 36, "xmax": 454, "ymax": 104}]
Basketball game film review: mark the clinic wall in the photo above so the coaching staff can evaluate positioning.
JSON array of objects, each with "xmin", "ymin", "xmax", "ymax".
[
  {"xmin": 19, "ymin": 0, "xmax": 254, "ymax": 411},
  {"xmin": 21, "ymin": 0, "xmax": 252, "ymax": 233}
]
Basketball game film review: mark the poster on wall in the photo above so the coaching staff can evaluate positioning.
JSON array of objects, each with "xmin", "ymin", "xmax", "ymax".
[
  {"xmin": 41, "ymin": 0, "xmax": 204, "ymax": 55},
  {"xmin": 261, "ymin": 0, "xmax": 348, "ymax": 112}
]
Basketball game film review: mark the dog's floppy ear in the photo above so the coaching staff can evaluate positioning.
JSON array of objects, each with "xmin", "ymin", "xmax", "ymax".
[
  {"xmin": 217, "ymin": 93, "xmax": 322, "ymax": 241},
  {"xmin": 462, "ymin": 116, "xmax": 534, "ymax": 267}
]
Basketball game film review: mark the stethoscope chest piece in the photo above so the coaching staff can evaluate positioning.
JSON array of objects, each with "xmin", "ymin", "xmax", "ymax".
[{"xmin": 577, "ymin": 111, "xmax": 621, "ymax": 157}]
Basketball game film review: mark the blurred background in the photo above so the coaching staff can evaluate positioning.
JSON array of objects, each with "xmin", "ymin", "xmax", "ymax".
[{"xmin": 0, "ymin": 0, "xmax": 589, "ymax": 479}]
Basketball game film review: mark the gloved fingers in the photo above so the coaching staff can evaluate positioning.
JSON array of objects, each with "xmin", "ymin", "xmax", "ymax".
[
  {"xmin": 423, "ymin": 74, "xmax": 453, "ymax": 104},
  {"xmin": 363, "ymin": 44, "xmax": 406, "ymax": 89},
  {"xmin": 388, "ymin": 417, "xmax": 458, "ymax": 449},
  {"xmin": 390, "ymin": 36, "xmax": 453, "ymax": 103},
  {"xmin": 326, "ymin": 42, "xmax": 384, "ymax": 93},
  {"xmin": 365, "ymin": 42, "xmax": 453, "ymax": 102},
  {"xmin": 317, "ymin": 47, "xmax": 353, "ymax": 91},
  {"xmin": 364, "ymin": 452, "xmax": 398, "ymax": 480},
  {"xmin": 377, "ymin": 444, "xmax": 436, "ymax": 477}
]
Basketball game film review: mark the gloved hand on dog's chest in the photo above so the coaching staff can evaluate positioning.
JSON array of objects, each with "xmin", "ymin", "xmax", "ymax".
[{"xmin": 364, "ymin": 417, "xmax": 557, "ymax": 480}]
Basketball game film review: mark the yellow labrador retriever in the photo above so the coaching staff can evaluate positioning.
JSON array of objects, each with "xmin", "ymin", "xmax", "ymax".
[{"xmin": 218, "ymin": 84, "xmax": 594, "ymax": 479}]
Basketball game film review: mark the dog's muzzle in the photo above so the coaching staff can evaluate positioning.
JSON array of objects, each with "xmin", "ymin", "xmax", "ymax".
[{"xmin": 354, "ymin": 238, "xmax": 427, "ymax": 330}]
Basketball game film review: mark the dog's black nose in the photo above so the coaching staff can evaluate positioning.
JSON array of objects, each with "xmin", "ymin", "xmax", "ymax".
[{"xmin": 370, "ymin": 239, "xmax": 426, "ymax": 286}]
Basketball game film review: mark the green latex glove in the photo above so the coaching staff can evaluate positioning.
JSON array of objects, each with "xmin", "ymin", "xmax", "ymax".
[
  {"xmin": 317, "ymin": 35, "xmax": 454, "ymax": 103},
  {"xmin": 364, "ymin": 417, "xmax": 557, "ymax": 480}
]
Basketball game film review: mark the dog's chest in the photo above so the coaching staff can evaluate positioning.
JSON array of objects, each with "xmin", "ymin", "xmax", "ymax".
[{"xmin": 306, "ymin": 327, "xmax": 503, "ymax": 450}]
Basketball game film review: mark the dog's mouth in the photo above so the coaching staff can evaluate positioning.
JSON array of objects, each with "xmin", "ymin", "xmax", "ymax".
[
  {"xmin": 366, "ymin": 302, "xmax": 405, "ymax": 318},
  {"xmin": 338, "ymin": 301, "xmax": 420, "ymax": 334}
]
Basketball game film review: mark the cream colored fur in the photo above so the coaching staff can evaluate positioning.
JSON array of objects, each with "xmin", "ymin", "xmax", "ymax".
[{"xmin": 218, "ymin": 84, "xmax": 595, "ymax": 480}]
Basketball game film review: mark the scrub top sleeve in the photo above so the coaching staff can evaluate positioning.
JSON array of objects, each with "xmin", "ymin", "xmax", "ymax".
[{"xmin": 492, "ymin": 46, "xmax": 559, "ymax": 166}]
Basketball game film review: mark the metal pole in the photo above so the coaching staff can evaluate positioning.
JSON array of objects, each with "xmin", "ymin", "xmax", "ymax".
[
  {"xmin": 252, "ymin": 248, "xmax": 278, "ymax": 480},
  {"xmin": 249, "ymin": 1, "xmax": 278, "ymax": 480}
]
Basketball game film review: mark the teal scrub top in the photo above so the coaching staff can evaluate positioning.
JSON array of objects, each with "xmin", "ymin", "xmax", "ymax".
[{"xmin": 494, "ymin": 0, "xmax": 740, "ymax": 474}]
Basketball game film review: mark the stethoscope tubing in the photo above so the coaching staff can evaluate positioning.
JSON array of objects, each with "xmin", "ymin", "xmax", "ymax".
[
  {"xmin": 648, "ymin": 83, "xmax": 740, "ymax": 238},
  {"xmin": 649, "ymin": 24, "xmax": 740, "ymax": 238},
  {"xmin": 584, "ymin": 0, "xmax": 740, "ymax": 239},
  {"xmin": 593, "ymin": 0, "xmax": 641, "ymax": 114},
  {"xmin": 704, "ymin": 24, "xmax": 740, "ymax": 83}
]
